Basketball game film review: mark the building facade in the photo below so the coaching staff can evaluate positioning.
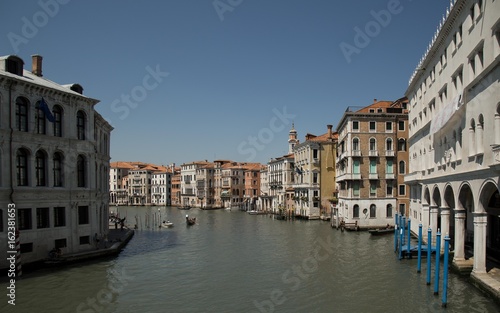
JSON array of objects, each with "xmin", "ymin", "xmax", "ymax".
[
  {"xmin": 404, "ymin": 0, "xmax": 500, "ymax": 276},
  {"xmin": 180, "ymin": 161, "xmax": 209, "ymax": 207},
  {"xmin": 151, "ymin": 170, "xmax": 172, "ymax": 206},
  {"xmin": 336, "ymin": 99, "xmax": 409, "ymax": 229},
  {"xmin": 293, "ymin": 125, "xmax": 338, "ymax": 219},
  {"xmin": 0, "ymin": 55, "xmax": 112, "ymax": 269}
]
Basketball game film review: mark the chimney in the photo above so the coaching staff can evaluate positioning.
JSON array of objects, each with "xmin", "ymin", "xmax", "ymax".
[
  {"xmin": 31, "ymin": 55, "xmax": 43, "ymax": 77},
  {"xmin": 327, "ymin": 124, "xmax": 333, "ymax": 139},
  {"xmin": 373, "ymin": 98, "xmax": 377, "ymax": 103}
]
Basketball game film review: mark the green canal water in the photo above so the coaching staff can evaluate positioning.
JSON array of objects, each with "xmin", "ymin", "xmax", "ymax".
[{"xmin": 2, "ymin": 206, "xmax": 499, "ymax": 313}]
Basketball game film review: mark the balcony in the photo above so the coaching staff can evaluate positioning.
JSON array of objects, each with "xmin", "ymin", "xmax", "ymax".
[
  {"xmin": 312, "ymin": 158, "xmax": 319, "ymax": 165},
  {"xmin": 352, "ymin": 150, "xmax": 362, "ymax": 157},
  {"xmin": 369, "ymin": 150, "xmax": 379, "ymax": 157},
  {"xmin": 385, "ymin": 150, "xmax": 395, "ymax": 157},
  {"xmin": 369, "ymin": 173, "xmax": 378, "ymax": 180},
  {"xmin": 385, "ymin": 173, "xmax": 395, "ymax": 180}
]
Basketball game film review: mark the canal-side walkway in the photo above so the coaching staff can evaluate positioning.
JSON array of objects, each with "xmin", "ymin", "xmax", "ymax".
[
  {"xmin": 471, "ymin": 267, "xmax": 500, "ymax": 304},
  {"xmin": 45, "ymin": 229, "xmax": 134, "ymax": 266}
]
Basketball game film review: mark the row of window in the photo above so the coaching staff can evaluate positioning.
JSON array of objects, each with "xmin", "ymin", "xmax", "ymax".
[
  {"xmin": 15, "ymin": 148, "xmax": 87, "ymax": 187},
  {"xmin": 352, "ymin": 120, "xmax": 406, "ymax": 132},
  {"xmin": 351, "ymin": 137, "xmax": 407, "ymax": 152},
  {"xmin": 14, "ymin": 97, "xmax": 87, "ymax": 140},
  {"xmin": 351, "ymin": 159, "xmax": 406, "ymax": 175},
  {"xmin": 0, "ymin": 206, "xmax": 88, "ymax": 232},
  {"xmin": 351, "ymin": 203, "xmax": 406, "ymax": 219},
  {"xmin": 345, "ymin": 181, "xmax": 406, "ymax": 197}
]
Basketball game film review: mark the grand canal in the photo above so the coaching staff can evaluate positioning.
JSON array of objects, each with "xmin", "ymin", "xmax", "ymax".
[{"xmin": 2, "ymin": 206, "xmax": 499, "ymax": 313}]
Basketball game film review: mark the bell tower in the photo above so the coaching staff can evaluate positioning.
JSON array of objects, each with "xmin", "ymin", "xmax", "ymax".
[{"xmin": 288, "ymin": 123, "xmax": 298, "ymax": 154}]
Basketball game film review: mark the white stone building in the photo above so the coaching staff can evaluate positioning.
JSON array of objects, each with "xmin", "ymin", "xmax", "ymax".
[
  {"xmin": 404, "ymin": 0, "xmax": 500, "ymax": 277},
  {"xmin": 258, "ymin": 166, "xmax": 271, "ymax": 211},
  {"xmin": 110, "ymin": 162, "xmax": 134, "ymax": 205},
  {"xmin": 0, "ymin": 55, "xmax": 112, "ymax": 269},
  {"xmin": 151, "ymin": 170, "xmax": 172, "ymax": 206},
  {"xmin": 180, "ymin": 161, "xmax": 209, "ymax": 207}
]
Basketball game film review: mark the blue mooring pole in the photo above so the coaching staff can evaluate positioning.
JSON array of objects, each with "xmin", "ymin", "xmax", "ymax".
[
  {"xmin": 434, "ymin": 230, "xmax": 441, "ymax": 295},
  {"xmin": 417, "ymin": 224, "xmax": 422, "ymax": 273},
  {"xmin": 394, "ymin": 213, "xmax": 398, "ymax": 253},
  {"xmin": 442, "ymin": 235, "xmax": 450, "ymax": 307},
  {"xmin": 426, "ymin": 227, "xmax": 432, "ymax": 285},
  {"xmin": 402, "ymin": 216, "xmax": 406, "ymax": 246},
  {"xmin": 407, "ymin": 218, "xmax": 411, "ymax": 258},
  {"xmin": 399, "ymin": 227, "xmax": 403, "ymax": 260}
]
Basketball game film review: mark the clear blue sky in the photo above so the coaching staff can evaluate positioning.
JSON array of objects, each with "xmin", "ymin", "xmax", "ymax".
[{"xmin": 1, "ymin": 0, "xmax": 450, "ymax": 166}]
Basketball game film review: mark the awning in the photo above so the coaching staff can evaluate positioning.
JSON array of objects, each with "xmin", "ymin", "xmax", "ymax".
[{"xmin": 430, "ymin": 92, "xmax": 462, "ymax": 135}]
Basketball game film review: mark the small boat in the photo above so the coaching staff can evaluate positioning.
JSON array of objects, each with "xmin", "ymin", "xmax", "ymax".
[
  {"xmin": 368, "ymin": 227, "xmax": 394, "ymax": 236},
  {"xmin": 185, "ymin": 215, "xmax": 196, "ymax": 226},
  {"xmin": 178, "ymin": 206, "xmax": 191, "ymax": 210},
  {"xmin": 160, "ymin": 220, "xmax": 174, "ymax": 228}
]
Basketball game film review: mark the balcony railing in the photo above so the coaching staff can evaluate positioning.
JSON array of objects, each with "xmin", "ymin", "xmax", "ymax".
[
  {"xmin": 385, "ymin": 150, "xmax": 395, "ymax": 157},
  {"xmin": 385, "ymin": 173, "xmax": 395, "ymax": 180},
  {"xmin": 369, "ymin": 173, "xmax": 378, "ymax": 180},
  {"xmin": 369, "ymin": 150, "xmax": 379, "ymax": 157},
  {"xmin": 352, "ymin": 150, "xmax": 362, "ymax": 157}
]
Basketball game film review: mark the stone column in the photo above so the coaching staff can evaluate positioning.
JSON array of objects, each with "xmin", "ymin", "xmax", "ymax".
[
  {"xmin": 473, "ymin": 212, "xmax": 488, "ymax": 274},
  {"xmin": 430, "ymin": 205, "xmax": 439, "ymax": 244},
  {"xmin": 440, "ymin": 206, "xmax": 450, "ymax": 252},
  {"xmin": 453, "ymin": 208, "xmax": 466, "ymax": 261},
  {"xmin": 421, "ymin": 203, "xmax": 430, "ymax": 230}
]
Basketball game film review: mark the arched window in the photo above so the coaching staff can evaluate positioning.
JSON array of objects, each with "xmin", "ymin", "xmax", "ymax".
[
  {"xmin": 35, "ymin": 150, "xmax": 47, "ymax": 186},
  {"xmin": 53, "ymin": 105, "xmax": 63, "ymax": 137},
  {"xmin": 399, "ymin": 161, "xmax": 406, "ymax": 174},
  {"xmin": 53, "ymin": 152, "xmax": 63, "ymax": 187},
  {"xmin": 353, "ymin": 204, "xmax": 359, "ymax": 218},
  {"xmin": 495, "ymin": 103, "xmax": 500, "ymax": 144},
  {"xmin": 77, "ymin": 110, "xmax": 86, "ymax": 140},
  {"xmin": 16, "ymin": 148, "xmax": 29, "ymax": 186},
  {"xmin": 35, "ymin": 101, "xmax": 46, "ymax": 134},
  {"xmin": 477, "ymin": 114, "xmax": 484, "ymax": 154},
  {"xmin": 386, "ymin": 204, "xmax": 393, "ymax": 218},
  {"xmin": 352, "ymin": 138, "xmax": 359, "ymax": 151},
  {"xmin": 386, "ymin": 138, "xmax": 393, "ymax": 151},
  {"xmin": 469, "ymin": 118, "xmax": 476, "ymax": 156},
  {"xmin": 398, "ymin": 138, "xmax": 406, "ymax": 151},
  {"xmin": 370, "ymin": 204, "xmax": 376, "ymax": 218},
  {"xmin": 77, "ymin": 155, "xmax": 86, "ymax": 187},
  {"xmin": 16, "ymin": 97, "xmax": 29, "ymax": 132},
  {"xmin": 369, "ymin": 138, "xmax": 376, "ymax": 151}
]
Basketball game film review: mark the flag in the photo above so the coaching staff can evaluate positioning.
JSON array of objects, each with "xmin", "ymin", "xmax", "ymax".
[
  {"xmin": 38, "ymin": 97, "xmax": 55, "ymax": 123},
  {"xmin": 295, "ymin": 167, "xmax": 303, "ymax": 175}
]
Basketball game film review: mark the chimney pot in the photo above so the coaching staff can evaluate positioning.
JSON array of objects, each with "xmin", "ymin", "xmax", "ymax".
[
  {"xmin": 31, "ymin": 55, "xmax": 43, "ymax": 77},
  {"xmin": 373, "ymin": 98, "xmax": 377, "ymax": 103},
  {"xmin": 327, "ymin": 124, "xmax": 333, "ymax": 139}
]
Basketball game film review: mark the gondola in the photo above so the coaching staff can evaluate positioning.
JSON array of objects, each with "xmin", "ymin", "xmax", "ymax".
[
  {"xmin": 178, "ymin": 206, "xmax": 191, "ymax": 210},
  {"xmin": 185, "ymin": 215, "xmax": 196, "ymax": 226}
]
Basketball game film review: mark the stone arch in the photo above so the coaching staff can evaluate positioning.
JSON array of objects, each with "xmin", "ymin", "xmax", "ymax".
[
  {"xmin": 458, "ymin": 182, "xmax": 474, "ymax": 257},
  {"xmin": 443, "ymin": 184, "xmax": 456, "ymax": 247},
  {"xmin": 423, "ymin": 186, "xmax": 431, "ymax": 205},
  {"xmin": 479, "ymin": 181, "xmax": 500, "ymax": 266}
]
